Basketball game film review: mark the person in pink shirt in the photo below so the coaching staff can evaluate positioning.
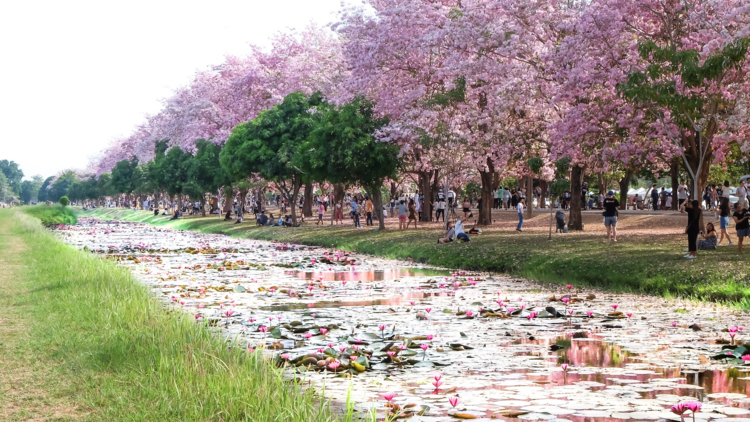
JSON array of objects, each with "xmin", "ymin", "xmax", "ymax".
[{"xmin": 316, "ymin": 202, "xmax": 326, "ymax": 225}]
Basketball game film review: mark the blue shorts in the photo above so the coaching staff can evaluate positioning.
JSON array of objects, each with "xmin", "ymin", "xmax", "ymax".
[
  {"xmin": 737, "ymin": 227, "xmax": 750, "ymax": 237},
  {"xmin": 604, "ymin": 216, "xmax": 617, "ymax": 227},
  {"xmin": 457, "ymin": 233, "xmax": 471, "ymax": 242},
  {"xmin": 720, "ymin": 216, "xmax": 729, "ymax": 230}
]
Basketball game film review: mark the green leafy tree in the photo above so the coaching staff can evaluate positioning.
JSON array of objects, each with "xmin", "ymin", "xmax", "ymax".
[
  {"xmin": 37, "ymin": 176, "xmax": 54, "ymax": 203},
  {"xmin": 0, "ymin": 172, "xmax": 9, "ymax": 203},
  {"xmin": 110, "ymin": 157, "xmax": 138, "ymax": 197},
  {"xmin": 49, "ymin": 171, "xmax": 78, "ymax": 203},
  {"xmin": 20, "ymin": 175, "xmax": 43, "ymax": 204},
  {"xmin": 299, "ymin": 97, "xmax": 401, "ymax": 230},
  {"xmin": 0, "ymin": 160, "xmax": 24, "ymax": 195},
  {"xmin": 59, "ymin": 196, "xmax": 70, "ymax": 206},
  {"xmin": 221, "ymin": 91, "xmax": 322, "ymax": 225},
  {"xmin": 161, "ymin": 146, "xmax": 191, "ymax": 210},
  {"xmin": 185, "ymin": 140, "xmax": 228, "ymax": 216}
]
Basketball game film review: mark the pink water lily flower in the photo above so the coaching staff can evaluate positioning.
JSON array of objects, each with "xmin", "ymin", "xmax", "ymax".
[
  {"xmin": 561, "ymin": 297, "xmax": 570, "ymax": 304},
  {"xmin": 611, "ymin": 304, "xmax": 618, "ymax": 310},
  {"xmin": 420, "ymin": 344, "xmax": 429, "ymax": 351},
  {"xmin": 432, "ymin": 379, "xmax": 443, "ymax": 388},
  {"xmin": 319, "ymin": 328, "xmax": 328, "ymax": 335},
  {"xmin": 258, "ymin": 326, "xmax": 268, "ymax": 333},
  {"xmin": 328, "ymin": 361, "xmax": 341, "ymax": 370},
  {"xmin": 448, "ymin": 397, "xmax": 460, "ymax": 408},
  {"xmin": 426, "ymin": 334, "xmax": 434, "ymax": 340},
  {"xmin": 425, "ymin": 308, "xmax": 432, "ymax": 313},
  {"xmin": 586, "ymin": 311, "xmax": 593, "ymax": 317},
  {"xmin": 281, "ymin": 353, "xmax": 290, "ymax": 360},
  {"xmin": 382, "ymin": 392, "xmax": 396, "ymax": 402},
  {"xmin": 386, "ymin": 351, "xmax": 396, "ymax": 357},
  {"xmin": 409, "ymin": 301, "xmax": 415, "ymax": 306},
  {"xmin": 561, "ymin": 363, "xmax": 569, "ymax": 371},
  {"xmin": 465, "ymin": 311, "xmax": 473, "ymax": 317},
  {"xmin": 566, "ymin": 284, "xmax": 573, "ymax": 290},
  {"xmin": 672, "ymin": 321, "xmax": 678, "ymax": 327},
  {"xmin": 506, "ymin": 307, "xmax": 515, "ymax": 314},
  {"xmin": 304, "ymin": 333, "xmax": 313, "ymax": 339}
]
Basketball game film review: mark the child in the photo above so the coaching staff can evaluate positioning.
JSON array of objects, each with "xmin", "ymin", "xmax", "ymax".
[{"xmin": 555, "ymin": 210, "xmax": 566, "ymax": 233}]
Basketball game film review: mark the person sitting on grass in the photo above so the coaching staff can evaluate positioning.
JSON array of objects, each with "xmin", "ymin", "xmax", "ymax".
[
  {"xmin": 454, "ymin": 219, "xmax": 471, "ymax": 242},
  {"xmin": 697, "ymin": 222, "xmax": 718, "ymax": 250},
  {"xmin": 256, "ymin": 211, "xmax": 268, "ymax": 226},
  {"xmin": 267, "ymin": 213, "xmax": 276, "ymax": 226},
  {"xmin": 438, "ymin": 222, "xmax": 456, "ymax": 244},
  {"xmin": 170, "ymin": 208, "xmax": 182, "ymax": 220}
]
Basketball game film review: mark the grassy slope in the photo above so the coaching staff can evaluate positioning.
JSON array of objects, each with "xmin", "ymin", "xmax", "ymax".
[
  {"xmin": 23, "ymin": 204, "xmax": 78, "ymax": 225},
  {"xmin": 82, "ymin": 208, "xmax": 750, "ymax": 306},
  {"xmin": 6, "ymin": 208, "xmax": 353, "ymax": 422}
]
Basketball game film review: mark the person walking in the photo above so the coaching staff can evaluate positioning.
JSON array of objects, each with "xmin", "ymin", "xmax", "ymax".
[
  {"xmin": 677, "ymin": 179, "xmax": 688, "ymax": 207},
  {"xmin": 718, "ymin": 197, "xmax": 734, "ymax": 246},
  {"xmin": 334, "ymin": 200, "xmax": 344, "ymax": 225},
  {"xmin": 435, "ymin": 198, "xmax": 445, "ymax": 222},
  {"xmin": 681, "ymin": 199, "xmax": 702, "ymax": 258},
  {"xmin": 462, "ymin": 197, "xmax": 471, "ymax": 219},
  {"xmin": 503, "ymin": 187, "xmax": 511, "ymax": 209},
  {"xmin": 733, "ymin": 202, "xmax": 750, "ymax": 254},
  {"xmin": 602, "ymin": 190, "xmax": 619, "ymax": 242},
  {"xmin": 407, "ymin": 199, "xmax": 418, "ymax": 229},
  {"xmin": 516, "ymin": 198, "xmax": 525, "ymax": 232}
]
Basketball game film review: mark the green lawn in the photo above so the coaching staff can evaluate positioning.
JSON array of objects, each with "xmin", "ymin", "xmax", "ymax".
[
  {"xmin": 79, "ymin": 207, "xmax": 750, "ymax": 307},
  {"xmin": 3, "ymin": 208, "xmax": 358, "ymax": 422}
]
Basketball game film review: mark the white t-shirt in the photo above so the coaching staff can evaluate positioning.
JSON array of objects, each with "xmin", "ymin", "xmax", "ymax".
[
  {"xmin": 738, "ymin": 186, "xmax": 747, "ymax": 200},
  {"xmin": 677, "ymin": 184, "xmax": 688, "ymax": 200},
  {"xmin": 517, "ymin": 202, "xmax": 524, "ymax": 213}
]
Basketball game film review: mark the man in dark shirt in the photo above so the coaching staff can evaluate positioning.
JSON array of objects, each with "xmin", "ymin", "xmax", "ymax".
[
  {"xmin": 603, "ymin": 190, "xmax": 620, "ymax": 242},
  {"xmin": 257, "ymin": 211, "xmax": 268, "ymax": 226},
  {"xmin": 651, "ymin": 185, "xmax": 660, "ymax": 211}
]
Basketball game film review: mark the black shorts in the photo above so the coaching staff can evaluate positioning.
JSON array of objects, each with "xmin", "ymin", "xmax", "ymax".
[{"xmin": 463, "ymin": 207, "xmax": 470, "ymax": 212}]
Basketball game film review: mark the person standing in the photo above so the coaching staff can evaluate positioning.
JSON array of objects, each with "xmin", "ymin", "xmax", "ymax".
[
  {"xmin": 602, "ymin": 190, "xmax": 619, "ymax": 242},
  {"xmin": 733, "ymin": 202, "xmax": 750, "ymax": 254},
  {"xmin": 718, "ymin": 197, "xmax": 733, "ymax": 246},
  {"xmin": 677, "ymin": 179, "xmax": 688, "ymax": 207},
  {"xmin": 681, "ymin": 199, "xmax": 702, "ymax": 258},
  {"xmin": 738, "ymin": 180, "xmax": 748, "ymax": 210},
  {"xmin": 493, "ymin": 188, "xmax": 500, "ymax": 209},
  {"xmin": 503, "ymin": 187, "xmax": 511, "ymax": 209},
  {"xmin": 497, "ymin": 187, "xmax": 504, "ymax": 209},
  {"xmin": 365, "ymin": 196, "xmax": 374, "ymax": 226},
  {"xmin": 389, "ymin": 197, "xmax": 395, "ymax": 217},
  {"xmin": 397, "ymin": 200, "xmax": 408, "ymax": 230},
  {"xmin": 316, "ymin": 201, "xmax": 325, "ymax": 225},
  {"xmin": 462, "ymin": 197, "xmax": 471, "ymax": 219},
  {"xmin": 516, "ymin": 198, "xmax": 525, "ymax": 232},
  {"xmin": 435, "ymin": 198, "xmax": 445, "ymax": 222},
  {"xmin": 651, "ymin": 185, "xmax": 660, "ymax": 211}
]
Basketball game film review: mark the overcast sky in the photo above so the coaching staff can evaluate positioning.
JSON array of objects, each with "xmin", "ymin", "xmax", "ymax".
[{"xmin": 0, "ymin": 0, "xmax": 346, "ymax": 180}]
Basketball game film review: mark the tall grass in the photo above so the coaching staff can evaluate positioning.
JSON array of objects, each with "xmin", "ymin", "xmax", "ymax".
[
  {"xmin": 9, "ymin": 210, "xmax": 360, "ymax": 422},
  {"xmin": 21, "ymin": 204, "xmax": 78, "ymax": 225}
]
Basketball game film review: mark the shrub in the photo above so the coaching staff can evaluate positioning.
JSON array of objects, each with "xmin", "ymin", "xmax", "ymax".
[{"xmin": 59, "ymin": 196, "xmax": 70, "ymax": 207}]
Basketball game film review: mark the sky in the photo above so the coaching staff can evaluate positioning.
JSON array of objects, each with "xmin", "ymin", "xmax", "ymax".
[{"xmin": 0, "ymin": 0, "xmax": 347, "ymax": 180}]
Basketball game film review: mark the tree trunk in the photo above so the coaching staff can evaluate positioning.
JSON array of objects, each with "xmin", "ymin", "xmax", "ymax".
[
  {"xmin": 670, "ymin": 158, "xmax": 679, "ymax": 210},
  {"xmin": 525, "ymin": 175, "xmax": 533, "ymax": 218},
  {"xmin": 597, "ymin": 173, "xmax": 605, "ymax": 198},
  {"xmin": 618, "ymin": 169, "xmax": 632, "ymax": 210},
  {"xmin": 540, "ymin": 180, "xmax": 548, "ymax": 209},
  {"xmin": 569, "ymin": 166, "xmax": 584, "ymax": 231},
  {"xmin": 200, "ymin": 196, "xmax": 206, "ymax": 217},
  {"xmin": 390, "ymin": 181, "xmax": 398, "ymax": 199},
  {"xmin": 418, "ymin": 170, "xmax": 435, "ymax": 222},
  {"xmin": 369, "ymin": 183, "xmax": 386, "ymax": 231},
  {"xmin": 477, "ymin": 158, "xmax": 495, "ymax": 226},
  {"xmin": 302, "ymin": 182, "xmax": 314, "ymax": 217}
]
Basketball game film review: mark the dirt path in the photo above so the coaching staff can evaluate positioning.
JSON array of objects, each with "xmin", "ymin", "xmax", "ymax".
[{"xmin": 0, "ymin": 211, "xmax": 83, "ymax": 422}]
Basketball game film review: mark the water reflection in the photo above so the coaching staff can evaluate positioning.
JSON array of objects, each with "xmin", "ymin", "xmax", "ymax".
[{"xmin": 284, "ymin": 268, "xmax": 450, "ymax": 282}]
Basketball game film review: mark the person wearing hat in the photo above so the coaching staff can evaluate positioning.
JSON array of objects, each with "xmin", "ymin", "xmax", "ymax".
[{"xmin": 602, "ymin": 190, "xmax": 620, "ymax": 242}]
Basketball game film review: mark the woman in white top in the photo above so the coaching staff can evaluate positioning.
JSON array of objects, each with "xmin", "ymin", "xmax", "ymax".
[{"xmin": 516, "ymin": 198, "xmax": 525, "ymax": 232}]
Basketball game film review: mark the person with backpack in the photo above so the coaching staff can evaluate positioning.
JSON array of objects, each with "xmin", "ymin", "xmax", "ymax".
[{"xmin": 602, "ymin": 190, "xmax": 619, "ymax": 242}]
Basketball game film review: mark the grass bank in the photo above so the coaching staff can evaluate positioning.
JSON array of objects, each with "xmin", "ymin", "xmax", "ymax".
[
  {"xmin": 22, "ymin": 204, "xmax": 78, "ymax": 225},
  {"xmin": 82, "ymin": 208, "xmax": 750, "ymax": 307},
  {"xmin": 4, "ymin": 208, "xmax": 357, "ymax": 422}
]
